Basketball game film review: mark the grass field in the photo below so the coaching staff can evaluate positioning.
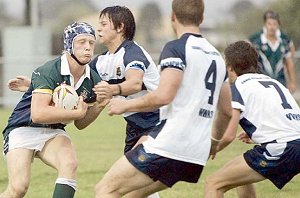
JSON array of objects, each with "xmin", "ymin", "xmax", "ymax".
[{"xmin": 0, "ymin": 107, "xmax": 300, "ymax": 198}]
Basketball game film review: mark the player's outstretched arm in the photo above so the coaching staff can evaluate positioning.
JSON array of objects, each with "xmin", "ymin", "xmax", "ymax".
[
  {"xmin": 107, "ymin": 68, "xmax": 182, "ymax": 115},
  {"xmin": 74, "ymin": 97, "xmax": 108, "ymax": 130},
  {"xmin": 285, "ymin": 56, "xmax": 296, "ymax": 94},
  {"xmin": 217, "ymin": 109, "xmax": 241, "ymax": 152},
  {"xmin": 7, "ymin": 76, "xmax": 31, "ymax": 92},
  {"xmin": 210, "ymin": 82, "xmax": 232, "ymax": 159}
]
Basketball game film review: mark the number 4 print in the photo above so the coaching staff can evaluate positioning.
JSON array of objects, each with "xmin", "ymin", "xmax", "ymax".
[{"xmin": 205, "ymin": 60, "xmax": 217, "ymax": 105}]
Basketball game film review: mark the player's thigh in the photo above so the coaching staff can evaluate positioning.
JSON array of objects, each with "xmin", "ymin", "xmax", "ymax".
[
  {"xmin": 207, "ymin": 155, "xmax": 265, "ymax": 190},
  {"xmin": 5, "ymin": 148, "xmax": 34, "ymax": 184},
  {"xmin": 37, "ymin": 135, "xmax": 76, "ymax": 169},
  {"xmin": 97, "ymin": 155, "xmax": 156, "ymax": 194}
]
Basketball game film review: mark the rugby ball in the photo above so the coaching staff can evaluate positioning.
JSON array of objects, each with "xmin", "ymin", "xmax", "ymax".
[{"xmin": 52, "ymin": 83, "xmax": 79, "ymax": 110}]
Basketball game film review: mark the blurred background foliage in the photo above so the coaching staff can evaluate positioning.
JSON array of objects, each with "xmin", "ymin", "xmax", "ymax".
[{"xmin": 0, "ymin": 0, "xmax": 299, "ymax": 54}]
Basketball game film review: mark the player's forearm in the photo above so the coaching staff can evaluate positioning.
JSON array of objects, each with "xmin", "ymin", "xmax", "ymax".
[
  {"xmin": 212, "ymin": 110, "xmax": 232, "ymax": 142},
  {"xmin": 31, "ymin": 106, "xmax": 85, "ymax": 124},
  {"xmin": 218, "ymin": 132, "xmax": 235, "ymax": 151},
  {"xmin": 212, "ymin": 82, "xmax": 232, "ymax": 141},
  {"xmin": 124, "ymin": 91, "xmax": 167, "ymax": 112},
  {"xmin": 217, "ymin": 109, "xmax": 240, "ymax": 151},
  {"xmin": 116, "ymin": 79, "xmax": 143, "ymax": 96},
  {"xmin": 74, "ymin": 103, "xmax": 105, "ymax": 129},
  {"xmin": 286, "ymin": 58, "xmax": 296, "ymax": 83}
]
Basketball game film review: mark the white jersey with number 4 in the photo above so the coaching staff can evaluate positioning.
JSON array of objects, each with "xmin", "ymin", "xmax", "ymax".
[
  {"xmin": 143, "ymin": 33, "xmax": 227, "ymax": 165},
  {"xmin": 231, "ymin": 73, "xmax": 300, "ymax": 143}
]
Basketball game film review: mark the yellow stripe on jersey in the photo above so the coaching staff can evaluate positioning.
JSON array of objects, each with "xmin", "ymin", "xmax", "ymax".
[
  {"xmin": 87, "ymin": 101, "xmax": 96, "ymax": 107},
  {"xmin": 32, "ymin": 89, "xmax": 53, "ymax": 95}
]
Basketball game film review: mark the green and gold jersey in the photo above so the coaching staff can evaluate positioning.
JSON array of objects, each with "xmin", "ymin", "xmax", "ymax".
[
  {"xmin": 3, "ymin": 54, "xmax": 101, "ymax": 136},
  {"xmin": 249, "ymin": 30, "xmax": 291, "ymax": 86}
]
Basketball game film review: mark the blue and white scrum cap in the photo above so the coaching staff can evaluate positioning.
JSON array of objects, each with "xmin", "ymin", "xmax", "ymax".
[{"xmin": 63, "ymin": 22, "xmax": 96, "ymax": 54}]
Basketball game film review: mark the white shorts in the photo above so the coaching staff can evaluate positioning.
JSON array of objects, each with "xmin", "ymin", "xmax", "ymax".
[{"xmin": 4, "ymin": 127, "xmax": 70, "ymax": 155}]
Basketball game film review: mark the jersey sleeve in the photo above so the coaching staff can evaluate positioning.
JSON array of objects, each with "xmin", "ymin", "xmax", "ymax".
[
  {"xmin": 83, "ymin": 69, "xmax": 102, "ymax": 104},
  {"xmin": 159, "ymin": 40, "xmax": 186, "ymax": 72},
  {"xmin": 89, "ymin": 56, "xmax": 100, "ymax": 75},
  {"xmin": 249, "ymin": 31, "xmax": 261, "ymax": 42},
  {"xmin": 124, "ymin": 45, "xmax": 149, "ymax": 72},
  {"xmin": 230, "ymin": 83, "xmax": 245, "ymax": 112},
  {"xmin": 31, "ymin": 68, "xmax": 56, "ymax": 95}
]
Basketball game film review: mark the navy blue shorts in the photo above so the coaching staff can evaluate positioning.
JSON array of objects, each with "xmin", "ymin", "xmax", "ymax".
[
  {"xmin": 124, "ymin": 124, "xmax": 156, "ymax": 153},
  {"xmin": 244, "ymin": 139, "xmax": 300, "ymax": 189},
  {"xmin": 124, "ymin": 120, "xmax": 165, "ymax": 153},
  {"xmin": 125, "ymin": 144, "xmax": 204, "ymax": 187}
]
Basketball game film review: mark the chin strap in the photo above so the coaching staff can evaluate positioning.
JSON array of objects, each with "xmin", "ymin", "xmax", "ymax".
[{"xmin": 71, "ymin": 54, "xmax": 89, "ymax": 66}]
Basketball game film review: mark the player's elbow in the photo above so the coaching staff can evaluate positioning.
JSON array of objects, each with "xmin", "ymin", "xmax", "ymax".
[
  {"xmin": 126, "ymin": 79, "xmax": 143, "ymax": 94},
  {"xmin": 224, "ymin": 109, "xmax": 232, "ymax": 121},
  {"xmin": 31, "ymin": 111, "xmax": 45, "ymax": 123},
  {"xmin": 132, "ymin": 80, "xmax": 143, "ymax": 92},
  {"xmin": 156, "ymin": 94, "xmax": 173, "ymax": 106},
  {"xmin": 217, "ymin": 109, "xmax": 232, "ymax": 127}
]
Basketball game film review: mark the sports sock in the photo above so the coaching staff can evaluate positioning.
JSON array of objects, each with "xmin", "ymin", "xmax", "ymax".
[
  {"xmin": 52, "ymin": 178, "xmax": 77, "ymax": 198},
  {"xmin": 147, "ymin": 192, "xmax": 160, "ymax": 198}
]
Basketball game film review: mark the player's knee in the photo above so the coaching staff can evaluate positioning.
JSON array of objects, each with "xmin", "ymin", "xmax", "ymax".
[
  {"xmin": 94, "ymin": 181, "xmax": 107, "ymax": 197},
  {"xmin": 94, "ymin": 181, "xmax": 122, "ymax": 198},
  {"xmin": 60, "ymin": 157, "xmax": 78, "ymax": 174},
  {"xmin": 94, "ymin": 182, "xmax": 105, "ymax": 197},
  {"xmin": 204, "ymin": 175, "xmax": 223, "ymax": 193},
  {"xmin": 9, "ymin": 180, "xmax": 29, "ymax": 197},
  {"xmin": 236, "ymin": 185, "xmax": 257, "ymax": 198},
  {"xmin": 204, "ymin": 176, "xmax": 227, "ymax": 195},
  {"xmin": 205, "ymin": 175, "xmax": 216, "ymax": 187}
]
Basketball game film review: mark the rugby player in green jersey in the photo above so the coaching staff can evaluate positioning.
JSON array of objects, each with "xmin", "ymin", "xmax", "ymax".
[{"xmin": 1, "ymin": 22, "xmax": 107, "ymax": 198}]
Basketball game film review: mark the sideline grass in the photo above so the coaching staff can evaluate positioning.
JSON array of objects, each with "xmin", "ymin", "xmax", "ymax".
[{"xmin": 0, "ymin": 107, "xmax": 299, "ymax": 197}]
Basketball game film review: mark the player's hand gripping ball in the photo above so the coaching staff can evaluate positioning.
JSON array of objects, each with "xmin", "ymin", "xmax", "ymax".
[{"xmin": 52, "ymin": 83, "xmax": 79, "ymax": 110}]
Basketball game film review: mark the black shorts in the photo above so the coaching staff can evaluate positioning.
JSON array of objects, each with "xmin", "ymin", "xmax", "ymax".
[
  {"xmin": 125, "ymin": 144, "xmax": 204, "ymax": 187},
  {"xmin": 244, "ymin": 139, "xmax": 300, "ymax": 189},
  {"xmin": 124, "ymin": 123, "xmax": 160, "ymax": 153}
]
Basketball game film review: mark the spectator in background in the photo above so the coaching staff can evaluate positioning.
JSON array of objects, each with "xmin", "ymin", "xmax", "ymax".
[{"xmin": 249, "ymin": 10, "xmax": 296, "ymax": 94}]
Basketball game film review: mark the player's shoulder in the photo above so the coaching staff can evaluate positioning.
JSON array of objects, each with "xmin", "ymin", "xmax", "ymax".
[
  {"xmin": 35, "ymin": 56, "xmax": 61, "ymax": 74},
  {"xmin": 164, "ymin": 34, "xmax": 190, "ymax": 49},
  {"xmin": 249, "ymin": 31, "xmax": 261, "ymax": 39},
  {"xmin": 89, "ymin": 55, "xmax": 101, "ymax": 68},
  {"xmin": 161, "ymin": 35, "xmax": 188, "ymax": 58},
  {"xmin": 122, "ymin": 40, "xmax": 151, "ymax": 65},
  {"xmin": 280, "ymin": 31, "xmax": 292, "ymax": 43},
  {"xmin": 163, "ymin": 33, "xmax": 205, "ymax": 52},
  {"xmin": 122, "ymin": 40, "xmax": 144, "ymax": 55},
  {"xmin": 90, "ymin": 66, "xmax": 102, "ymax": 83},
  {"xmin": 249, "ymin": 31, "xmax": 262, "ymax": 43}
]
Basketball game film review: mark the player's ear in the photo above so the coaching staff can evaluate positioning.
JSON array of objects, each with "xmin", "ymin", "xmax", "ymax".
[
  {"xmin": 171, "ymin": 11, "xmax": 176, "ymax": 22},
  {"xmin": 116, "ymin": 23, "xmax": 124, "ymax": 33},
  {"xmin": 199, "ymin": 15, "xmax": 204, "ymax": 25}
]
